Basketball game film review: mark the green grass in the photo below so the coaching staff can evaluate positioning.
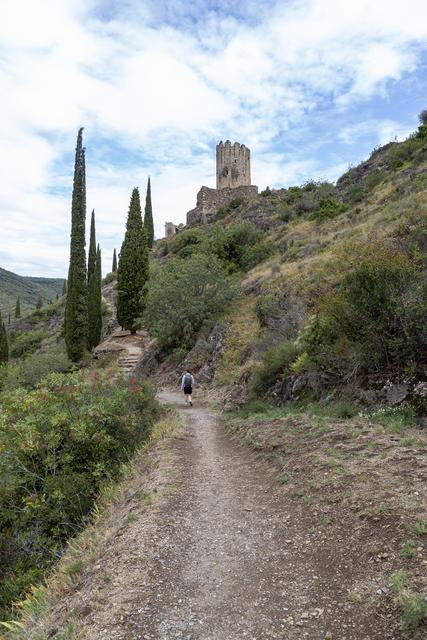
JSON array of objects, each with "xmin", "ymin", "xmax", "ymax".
[
  {"xmin": 391, "ymin": 569, "xmax": 427, "ymax": 633},
  {"xmin": 412, "ymin": 520, "xmax": 427, "ymax": 536},
  {"xmin": 400, "ymin": 540, "xmax": 418, "ymax": 559}
]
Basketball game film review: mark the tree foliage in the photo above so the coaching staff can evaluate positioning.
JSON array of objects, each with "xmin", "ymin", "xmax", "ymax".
[
  {"xmin": 14, "ymin": 297, "xmax": 21, "ymax": 319},
  {"xmin": 64, "ymin": 128, "xmax": 88, "ymax": 361},
  {"xmin": 116, "ymin": 188, "xmax": 149, "ymax": 333},
  {"xmin": 0, "ymin": 314, "xmax": 8, "ymax": 363},
  {"xmin": 112, "ymin": 247, "xmax": 117, "ymax": 272},
  {"xmin": 144, "ymin": 253, "xmax": 235, "ymax": 350},
  {"xmin": 0, "ymin": 370, "xmax": 157, "ymax": 617},
  {"xmin": 144, "ymin": 176, "xmax": 154, "ymax": 248},
  {"xmin": 88, "ymin": 243, "xmax": 102, "ymax": 350}
]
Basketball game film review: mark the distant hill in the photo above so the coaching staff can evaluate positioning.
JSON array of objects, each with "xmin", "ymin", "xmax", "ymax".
[{"xmin": 0, "ymin": 267, "xmax": 65, "ymax": 318}]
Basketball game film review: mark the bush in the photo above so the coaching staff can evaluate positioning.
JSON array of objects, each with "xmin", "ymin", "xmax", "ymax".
[
  {"xmin": 103, "ymin": 271, "xmax": 116, "ymax": 285},
  {"xmin": 251, "ymin": 340, "xmax": 302, "ymax": 394},
  {"xmin": 0, "ymin": 370, "xmax": 158, "ymax": 617},
  {"xmin": 310, "ymin": 197, "xmax": 346, "ymax": 221},
  {"xmin": 144, "ymin": 253, "xmax": 235, "ymax": 351},
  {"xmin": 168, "ymin": 228, "xmax": 204, "ymax": 258},
  {"xmin": 2, "ymin": 349, "xmax": 72, "ymax": 390},
  {"xmin": 9, "ymin": 329, "xmax": 47, "ymax": 358},
  {"xmin": 301, "ymin": 244, "xmax": 427, "ymax": 376}
]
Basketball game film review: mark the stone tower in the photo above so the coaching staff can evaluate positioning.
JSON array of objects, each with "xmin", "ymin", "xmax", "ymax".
[{"xmin": 216, "ymin": 141, "xmax": 251, "ymax": 189}]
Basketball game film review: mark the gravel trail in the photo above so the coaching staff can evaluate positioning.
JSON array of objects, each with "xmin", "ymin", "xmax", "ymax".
[{"xmin": 130, "ymin": 391, "xmax": 325, "ymax": 640}]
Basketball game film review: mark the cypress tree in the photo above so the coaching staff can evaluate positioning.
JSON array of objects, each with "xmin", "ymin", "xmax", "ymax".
[
  {"xmin": 36, "ymin": 294, "xmax": 43, "ymax": 309},
  {"xmin": 62, "ymin": 279, "xmax": 67, "ymax": 296},
  {"xmin": 143, "ymin": 177, "xmax": 154, "ymax": 248},
  {"xmin": 0, "ymin": 315, "xmax": 8, "ymax": 363},
  {"xmin": 116, "ymin": 187, "xmax": 149, "ymax": 333},
  {"xmin": 64, "ymin": 128, "xmax": 88, "ymax": 361},
  {"xmin": 87, "ymin": 232, "xmax": 103, "ymax": 351},
  {"xmin": 88, "ymin": 209, "xmax": 96, "ymax": 282},
  {"xmin": 112, "ymin": 248, "xmax": 117, "ymax": 273},
  {"xmin": 15, "ymin": 297, "xmax": 21, "ymax": 319}
]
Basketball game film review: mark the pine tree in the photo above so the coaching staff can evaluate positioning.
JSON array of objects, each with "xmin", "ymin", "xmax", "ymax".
[
  {"xmin": 0, "ymin": 315, "xmax": 9, "ymax": 363},
  {"xmin": 88, "ymin": 209, "xmax": 97, "ymax": 282},
  {"xmin": 143, "ymin": 177, "xmax": 154, "ymax": 248},
  {"xmin": 15, "ymin": 297, "xmax": 21, "ymax": 319},
  {"xmin": 62, "ymin": 279, "xmax": 67, "ymax": 296},
  {"xmin": 112, "ymin": 248, "xmax": 117, "ymax": 273},
  {"xmin": 36, "ymin": 294, "xmax": 43, "ymax": 309},
  {"xmin": 64, "ymin": 128, "xmax": 88, "ymax": 361},
  {"xmin": 116, "ymin": 188, "xmax": 149, "ymax": 333}
]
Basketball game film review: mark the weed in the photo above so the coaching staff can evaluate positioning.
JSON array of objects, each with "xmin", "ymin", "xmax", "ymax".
[
  {"xmin": 348, "ymin": 591, "xmax": 363, "ymax": 604},
  {"xmin": 279, "ymin": 473, "xmax": 290, "ymax": 484},
  {"xmin": 391, "ymin": 569, "xmax": 427, "ymax": 632},
  {"xmin": 400, "ymin": 540, "xmax": 417, "ymax": 559},
  {"xmin": 412, "ymin": 520, "xmax": 427, "ymax": 536},
  {"xmin": 63, "ymin": 559, "xmax": 85, "ymax": 579}
]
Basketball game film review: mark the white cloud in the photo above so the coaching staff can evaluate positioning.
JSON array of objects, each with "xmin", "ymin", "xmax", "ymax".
[{"xmin": 1, "ymin": 0, "xmax": 427, "ymax": 275}]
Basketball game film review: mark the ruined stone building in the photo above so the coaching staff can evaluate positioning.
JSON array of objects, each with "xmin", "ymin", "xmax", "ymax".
[
  {"xmin": 216, "ymin": 141, "xmax": 251, "ymax": 189},
  {"xmin": 165, "ymin": 140, "xmax": 258, "ymax": 237}
]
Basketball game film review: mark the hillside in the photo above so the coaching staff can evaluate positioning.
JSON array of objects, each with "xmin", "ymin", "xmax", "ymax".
[
  {"xmin": 0, "ymin": 267, "xmax": 65, "ymax": 318},
  {"xmin": 1, "ymin": 124, "xmax": 426, "ymax": 639}
]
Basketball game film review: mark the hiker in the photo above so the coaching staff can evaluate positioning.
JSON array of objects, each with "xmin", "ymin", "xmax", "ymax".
[{"xmin": 181, "ymin": 369, "xmax": 194, "ymax": 406}]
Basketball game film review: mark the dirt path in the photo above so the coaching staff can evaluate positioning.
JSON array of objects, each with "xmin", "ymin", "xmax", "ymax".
[{"xmin": 67, "ymin": 391, "xmax": 343, "ymax": 640}]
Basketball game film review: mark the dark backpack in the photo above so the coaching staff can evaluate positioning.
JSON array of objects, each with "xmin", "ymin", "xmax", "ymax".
[{"xmin": 183, "ymin": 373, "xmax": 192, "ymax": 387}]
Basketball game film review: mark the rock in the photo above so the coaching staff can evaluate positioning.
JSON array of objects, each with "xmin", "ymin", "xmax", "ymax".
[{"xmin": 385, "ymin": 383, "xmax": 409, "ymax": 405}]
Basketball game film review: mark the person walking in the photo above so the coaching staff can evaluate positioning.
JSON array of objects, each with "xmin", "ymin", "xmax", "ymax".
[{"xmin": 181, "ymin": 369, "xmax": 194, "ymax": 406}]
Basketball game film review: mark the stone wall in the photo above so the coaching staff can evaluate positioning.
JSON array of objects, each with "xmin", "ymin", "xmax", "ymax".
[
  {"xmin": 186, "ymin": 185, "xmax": 258, "ymax": 226},
  {"xmin": 164, "ymin": 222, "xmax": 184, "ymax": 239},
  {"xmin": 216, "ymin": 141, "xmax": 251, "ymax": 189}
]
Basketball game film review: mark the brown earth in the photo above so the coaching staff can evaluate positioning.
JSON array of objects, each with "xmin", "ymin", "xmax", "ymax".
[{"xmin": 18, "ymin": 391, "xmax": 426, "ymax": 639}]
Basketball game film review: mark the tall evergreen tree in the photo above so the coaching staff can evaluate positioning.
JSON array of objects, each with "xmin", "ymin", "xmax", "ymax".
[
  {"xmin": 15, "ymin": 297, "xmax": 21, "ymax": 319},
  {"xmin": 116, "ymin": 188, "xmax": 149, "ymax": 333},
  {"xmin": 88, "ymin": 209, "xmax": 97, "ymax": 282},
  {"xmin": 62, "ymin": 279, "xmax": 67, "ymax": 296},
  {"xmin": 112, "ymin": 248, "xmax": 117, "ymax": 273},
  {"xmin": 0, "ymin": 315, "xmax": 8, "ymax": 363},
  {"xmin": 87, "ymin": 215, "xmax": 103, "ymax": 351},
  {"xmin": 143, "ymin": 177, "xmax": 154, "ymax": 248},
  {"xmin": 36, "ymin": 294, "xmax": 43, "ymax": 309},
  {"xmin": 64, "ymin": 128, "xmax": 88, "ymax": 361}
]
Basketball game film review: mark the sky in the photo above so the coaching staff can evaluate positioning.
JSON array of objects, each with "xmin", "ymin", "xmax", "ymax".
[{"xmin": 1, "ymin": 0, "xmax": 427, "ymax": 278}]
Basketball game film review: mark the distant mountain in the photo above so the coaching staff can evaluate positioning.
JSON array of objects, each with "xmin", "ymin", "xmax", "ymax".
[{"xmin": 0, "ymin": 267, "xmax": 65, "ymax": 318}]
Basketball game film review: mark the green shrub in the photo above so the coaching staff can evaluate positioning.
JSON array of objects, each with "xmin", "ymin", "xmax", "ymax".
[
  {"xmin": 9, "ymin": 329, "xmax": 47, "ymax": 358},
  {"xmin": 252, "ymin": 340, "xmax": 302, "ymax": 394},
  {"xmin": 310, "ymin": 197, "xmax": 346, "ymax": 221},
  {"xmin": 168, "ymin": 228, "xmax": 204, "ymax": 258},
  {"xmin": 26, "ymin": 300, "xmax": 61, "ymax": 324},
  {"xmin": 103, "ymin": 271, "xmax": 116, "ymax": 285},
  {"xmin": 240, "ymin": 240, "xmax": 275, "ymax": 271},
  {"xmin": 144, "ymin": 253, "xmax": 235, "ymax": 351},
  {"xmin": 0, "ymin": 370, "xmax": 157, "ymax": 617},
  {"xmin": 304, "ymin": 244, "xmax": 427, "ymax": 375},
  {"xmin": 3, "ymin": 349, "xmax": 72, "ymax": 390},
  {"xmin": 229, "ymin": 198, "xmax": 243, "ymax": 209}
]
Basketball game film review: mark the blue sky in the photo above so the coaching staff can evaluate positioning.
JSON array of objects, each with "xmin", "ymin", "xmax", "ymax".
[{"xmin": 1, "ymin": 0, "xmax": 427, "ymax": 277}]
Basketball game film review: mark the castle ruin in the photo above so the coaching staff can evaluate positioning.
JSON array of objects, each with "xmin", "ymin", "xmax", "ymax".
[
  {"xmin": 165, "ymin": 140, "xmax": 258, "ymax": 237},
  {"xmin": 216, "ymin": 141, "xmax": 251, "ymax": 189}
]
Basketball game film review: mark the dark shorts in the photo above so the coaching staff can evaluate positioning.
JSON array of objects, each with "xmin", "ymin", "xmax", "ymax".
[{"xmin": 183, "ymin": 386, "xmax": 192, "ymax": 395}]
